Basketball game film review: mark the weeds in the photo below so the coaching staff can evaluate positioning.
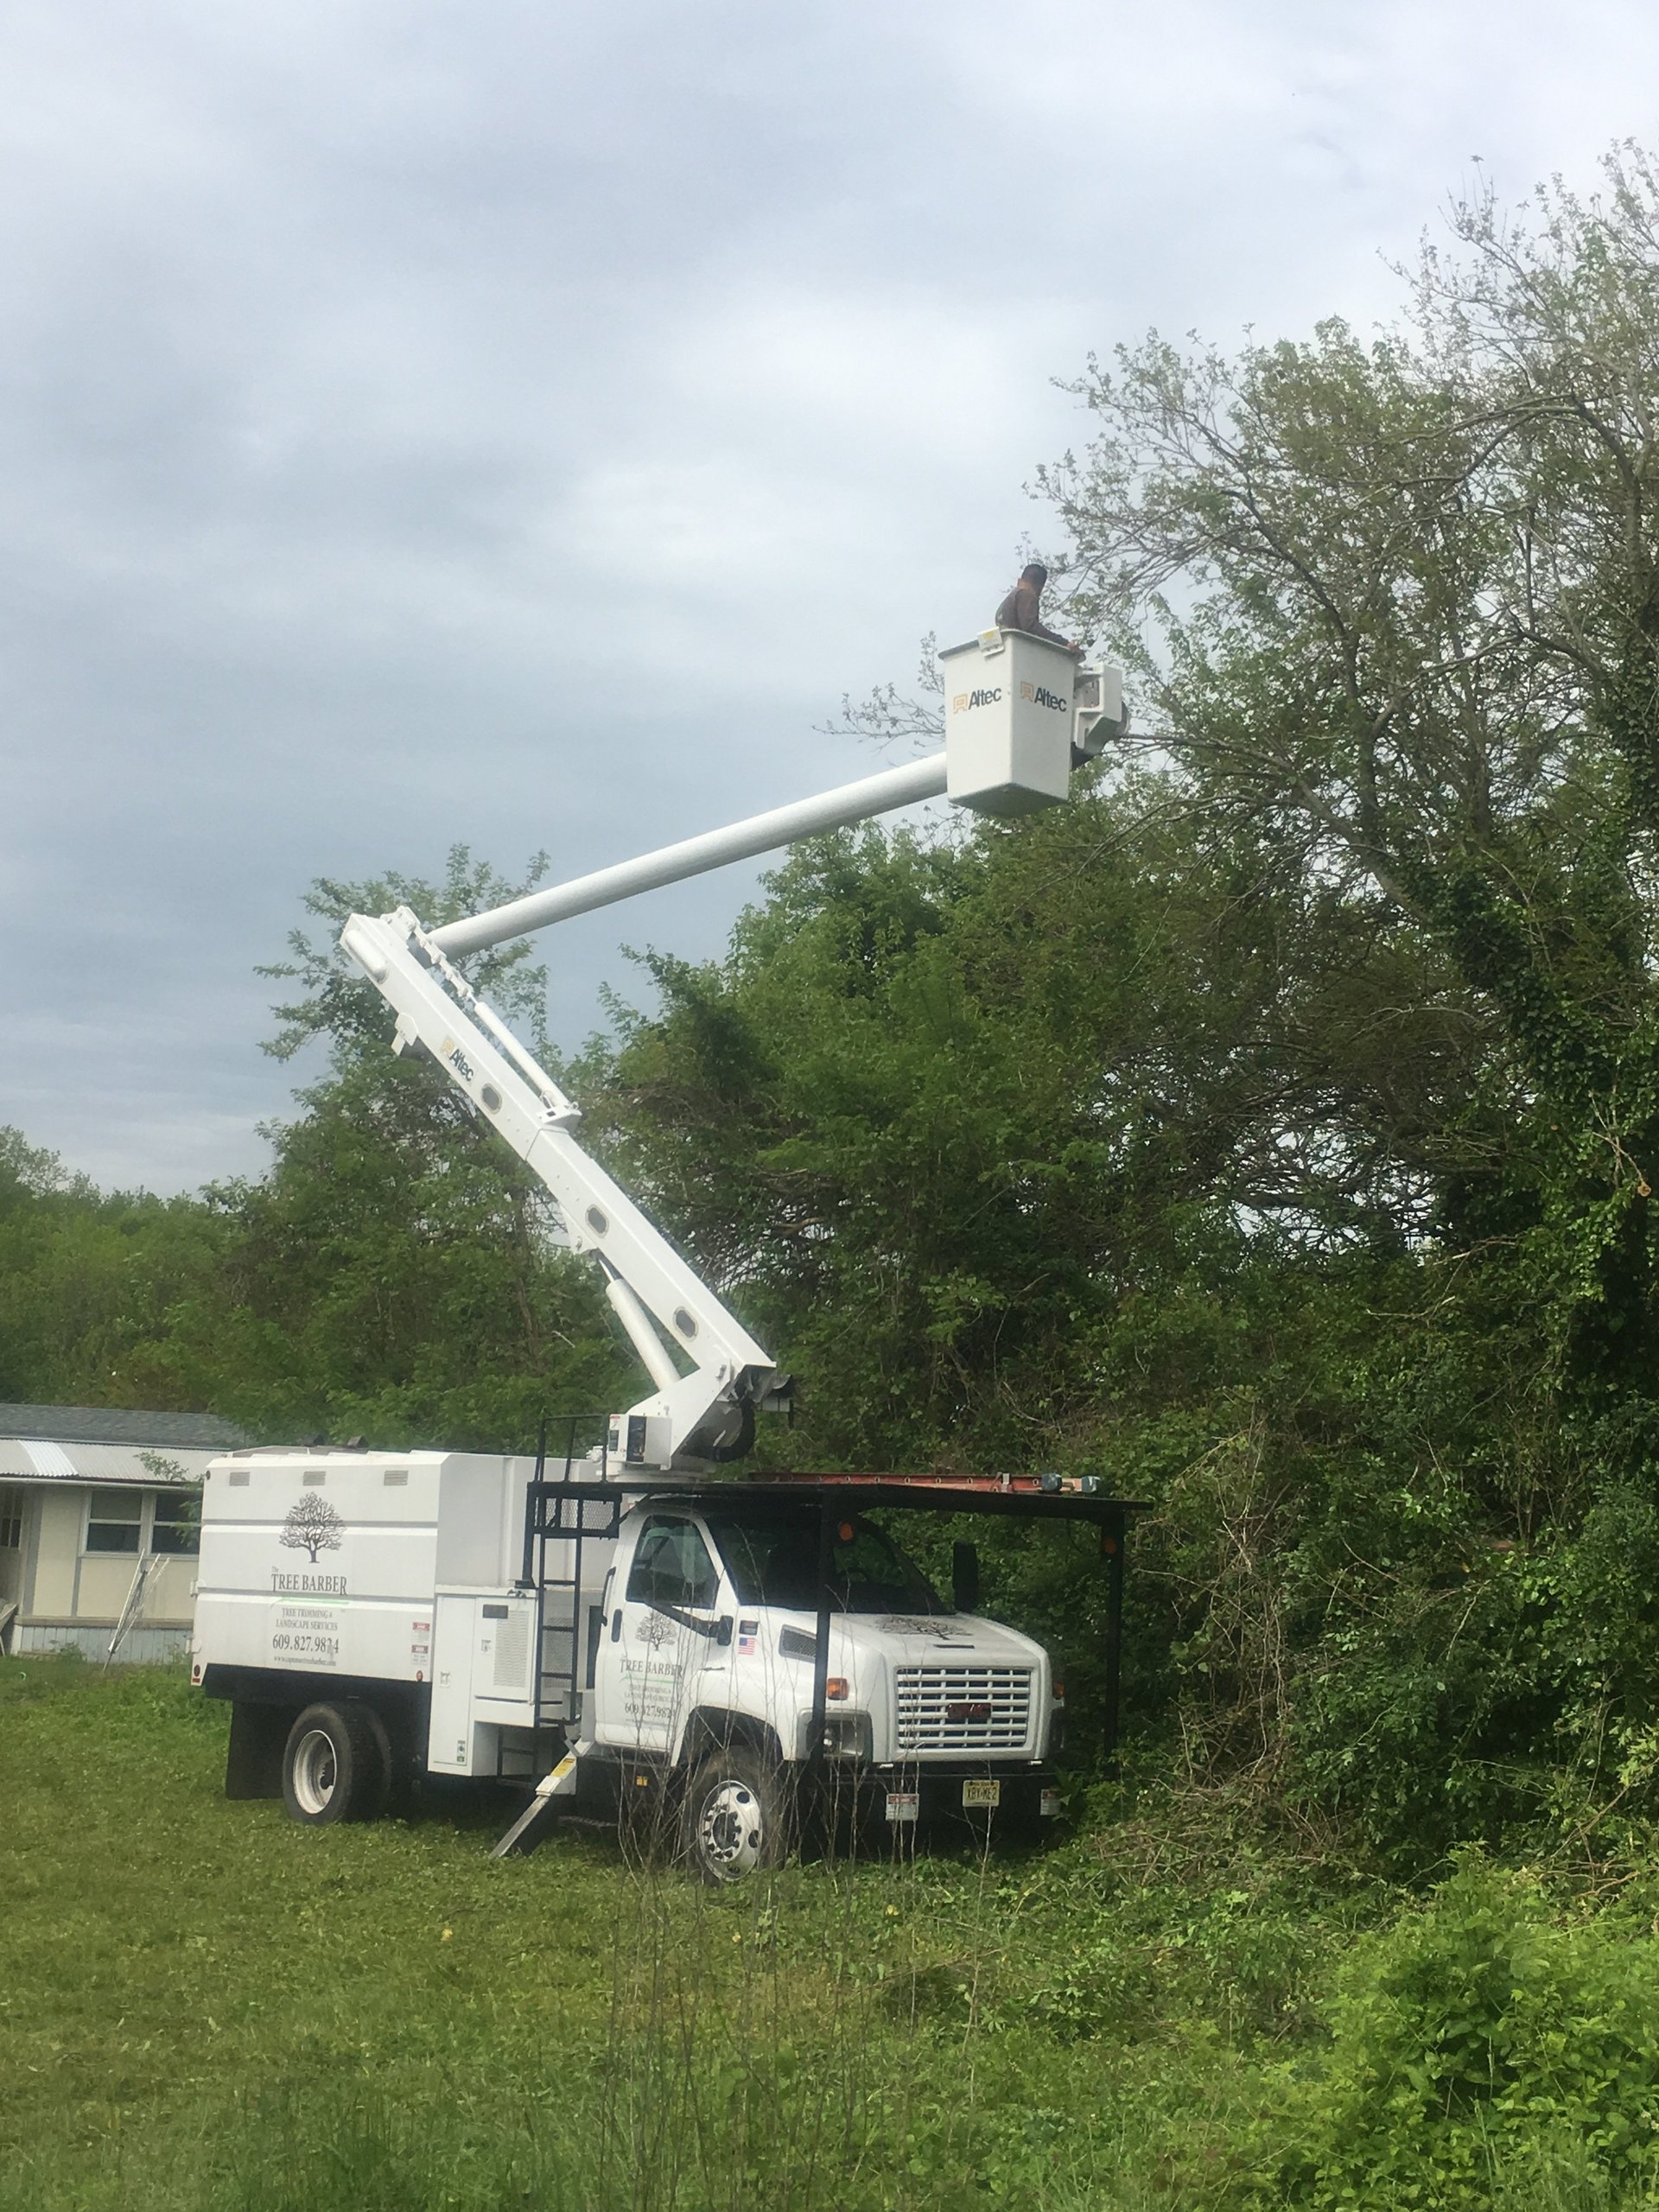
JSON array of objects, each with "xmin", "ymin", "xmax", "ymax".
[{"xmin": 10, "ymin": 1662, "xmax": 1659, "ymax": 2209}]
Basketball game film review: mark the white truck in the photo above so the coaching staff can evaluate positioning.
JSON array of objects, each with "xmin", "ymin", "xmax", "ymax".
[
  {"xmin": 191, "ymin": 1445, "xmax": 1125, "ymax": 1878},
  {"xmin": 192, "ymin": 626, "xmax": 1136, "ymax": 1878}
]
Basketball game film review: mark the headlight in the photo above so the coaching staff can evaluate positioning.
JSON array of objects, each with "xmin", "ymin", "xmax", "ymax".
[{"xmin": 798, "ymin": 1708, "xmax": 873, "ymax": 1763}]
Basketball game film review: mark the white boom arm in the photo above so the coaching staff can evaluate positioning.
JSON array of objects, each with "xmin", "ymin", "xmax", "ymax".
[
  {"xmin": 337, "ymin": 633, "xmax": 1122, "ymax": 1469},
  {"xmin": 431, "ymin": 753, "xmax": 949, "ymax": 960},
  {"xmin": 340, "ymin": 904, "xmax": 786, "ymax": 1469}
]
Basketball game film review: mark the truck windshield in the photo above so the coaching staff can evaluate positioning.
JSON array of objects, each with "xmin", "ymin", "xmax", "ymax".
[{"xmin": 703, "ymin": 1510, "xmax": 947, "ymax": 1615}]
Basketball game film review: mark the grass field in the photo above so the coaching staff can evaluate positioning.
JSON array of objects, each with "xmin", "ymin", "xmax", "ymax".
[{"xmin": 5, "ymin": 1656, "xmax": 1659, "ymax": 2211}]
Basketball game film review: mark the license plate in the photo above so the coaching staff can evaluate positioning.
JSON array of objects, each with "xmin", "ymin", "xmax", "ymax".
[
  {"xmin": 885, "ymin": 1789, "xmax": 919, "ymax": 1823},
  {"xmin": 962, "ymin": 1779, "xmax": 1001, "ymax": 1809}
]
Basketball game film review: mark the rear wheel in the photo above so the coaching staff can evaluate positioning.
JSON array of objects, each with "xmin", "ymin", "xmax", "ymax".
[
  {"xmin": 679, "ymin": 1745, "xmax": 791, "ymax": 1885},
  {"xmin": 281, "ymin": 1701, "xmax": 391, "ymax": 1826}
]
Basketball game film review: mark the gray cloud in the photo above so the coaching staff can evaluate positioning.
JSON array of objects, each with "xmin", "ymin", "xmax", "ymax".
[{"xmin": 3, "ymin": 0, "xmax": 1657, "ymax": 1189}]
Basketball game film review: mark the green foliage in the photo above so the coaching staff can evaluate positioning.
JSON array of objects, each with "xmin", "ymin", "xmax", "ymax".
[
  {"xmin": 1269, "ymin": 1860, "xmax": 1659, "ymax": 2207},
  {"xmin": 0, "ymin": 1129, "xmax": 236, "ymax": 1408},
  {"xmin": 0, "ymin": 849, "xmax": 632, "ymax": 1450},
  {"xmin": 1048, "ymin": 151, "xmax": 1659, "ymax": 1429},
  {"xmin": 560, "ymin": 147, "xmax": 1659, "ymax": 1855}
]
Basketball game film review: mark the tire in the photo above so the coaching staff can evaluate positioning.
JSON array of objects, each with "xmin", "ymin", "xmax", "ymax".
[
  {"xmin": 281, "ymin": 1701, "xmax": 392, "ymax": 1826},
  {"xmin": 679, "ymin": 1745, "xmax": 792, "ymax": 1885}
]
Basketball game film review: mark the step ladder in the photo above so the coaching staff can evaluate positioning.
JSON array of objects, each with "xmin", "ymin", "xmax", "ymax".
[
  {"xmin": 494, "ymin": 1420, "xmax": 620, "ymax": 1858},
  {"xmin": 519, "ymin": 1420, "xmax": 621, "ymax": 1732},
  {"xmin": 105, "ymin": 1550, "xmax": 156, "ymax": 1666}
]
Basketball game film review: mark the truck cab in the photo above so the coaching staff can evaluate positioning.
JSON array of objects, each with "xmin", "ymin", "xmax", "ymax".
[{"xmin": 590, "ymin": 1497, "xmax": 1060, "ymax": 1876}]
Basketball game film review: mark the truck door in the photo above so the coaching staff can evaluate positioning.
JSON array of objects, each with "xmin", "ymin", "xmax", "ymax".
[{"xmin": 594, "ymin": 1514, "xmax": 728, "ymax": 1756}]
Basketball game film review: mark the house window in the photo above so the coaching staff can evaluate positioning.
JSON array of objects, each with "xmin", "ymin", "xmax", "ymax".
[
  {"xmin": 150, "ymin": 1490, "xmax": 200, "ymax": 1555},
  {"xmin": 85, "ymin": 1489, "xmax": 144, "ymax": 1554},
  {"xmin": 0, "ymin": 1491, "xmax": 21, "ymax": 1549}
]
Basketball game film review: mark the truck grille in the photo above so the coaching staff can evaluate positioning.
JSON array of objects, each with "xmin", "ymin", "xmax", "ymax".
[{"xmin": 894, "ymin": 1666, "xmax": 1033, "ymax": 1752}]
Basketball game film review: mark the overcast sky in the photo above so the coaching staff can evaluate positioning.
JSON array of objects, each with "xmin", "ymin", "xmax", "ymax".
[{"xmin": 3, "ymin": 0, "xmax": 1656, "ymax": 1194}]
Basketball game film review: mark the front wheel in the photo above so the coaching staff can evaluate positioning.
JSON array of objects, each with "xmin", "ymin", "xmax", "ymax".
[
  {"xmin": 679, "ymin": 1746, "xmax": 792, "ymax": 1885},
  {"xmin": 281, "ymin": 1701, "xmax": 391, "ymax": 1826}
]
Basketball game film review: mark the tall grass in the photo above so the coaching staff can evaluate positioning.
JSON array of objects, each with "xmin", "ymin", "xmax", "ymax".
[{"xmin": 10, "ymin": 1660, "xmax": 1659, "ymax": 2209}]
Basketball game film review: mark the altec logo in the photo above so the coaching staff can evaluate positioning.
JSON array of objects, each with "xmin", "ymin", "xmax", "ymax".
[
  {"xmin": 950, "ymin": 687, "xmax": 1002, "ymax": 713},
  {"xmin": 1020, "ymin": 682, "xmax": 1070, "ymax": 712}
]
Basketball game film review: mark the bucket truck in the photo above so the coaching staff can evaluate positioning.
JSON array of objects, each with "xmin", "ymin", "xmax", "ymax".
[{"xmin": 191, "ymin": 628, "xmax": 1140, "ymax": 1878}]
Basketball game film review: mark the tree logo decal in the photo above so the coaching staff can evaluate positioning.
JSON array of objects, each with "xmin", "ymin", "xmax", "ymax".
[{"xmin": 281, "ymin": 1493, "xmax": 346, "ymax": 1563}]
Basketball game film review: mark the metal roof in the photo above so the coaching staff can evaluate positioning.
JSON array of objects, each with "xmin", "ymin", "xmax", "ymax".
[
  {"xmin": 0, "ymin": 1403, "xmax": 249, "ymax": 1449},
  {"xmin": 0, "ymin": 1406, "xmax": 248, "ymax": 1488},
  {"xmin": 0, "ymin": 1438, "xmax": 223, "ymax": 1487}
]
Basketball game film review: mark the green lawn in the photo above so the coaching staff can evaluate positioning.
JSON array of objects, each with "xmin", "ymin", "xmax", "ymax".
[{"xmin": 4, "ymin": 1656, "xmax": 1656, "ymax": 2211}]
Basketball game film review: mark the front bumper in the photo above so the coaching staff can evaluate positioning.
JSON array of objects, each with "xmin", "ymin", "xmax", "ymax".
[{"xmin": 846, "ymin": 1762, "xmax": 1064, "ymax": 1829}]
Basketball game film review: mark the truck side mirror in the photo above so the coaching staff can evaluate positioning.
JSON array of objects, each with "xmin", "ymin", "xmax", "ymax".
[
  {"xmin": 716, "ymin": 1615, "xmax": 733, "ymax": 1647},
  {"xmin": 952, "ymin": 1541, "xmax": 980, "ymax": 1614}
]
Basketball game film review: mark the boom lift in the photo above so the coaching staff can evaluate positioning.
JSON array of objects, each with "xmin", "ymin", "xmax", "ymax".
[{"xmin": 337, "ymin": 630, "xmax": 1123, "ymax": 1471}]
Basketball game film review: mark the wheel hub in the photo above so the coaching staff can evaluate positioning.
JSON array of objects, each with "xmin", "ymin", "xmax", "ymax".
[
  {"xmin": 697, "ymin": 1779, "xmax": 763, "ymax": 1875},
  {"xmin": 291, "ymin": 1726, "xmax": 339, "ymax": 1815}
]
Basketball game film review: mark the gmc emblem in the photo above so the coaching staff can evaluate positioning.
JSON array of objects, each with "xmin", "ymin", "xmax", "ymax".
[{"xmin": 947, "ymin": 1701, "xmax": 993, "ymax": 1723}]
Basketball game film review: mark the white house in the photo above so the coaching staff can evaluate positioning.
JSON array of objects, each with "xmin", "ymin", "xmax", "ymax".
[{"xmin": 0, "ymin": 1403, "xmax": 250, "ymax": 1662}]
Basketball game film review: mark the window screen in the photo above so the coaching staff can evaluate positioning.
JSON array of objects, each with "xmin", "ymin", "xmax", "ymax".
[
  {"xmin": 86, "ymin": 1490, "xmax": 143, "ymax": 1554},
  {"xmin": 150, "ymin": 1490, "xmax": 199, "ymax": 1555},
  {"xmin": 0, "ymin": 1491, "xmax": 22, "ymax": 1549},
  {"xmin": 626, "ymin": 1517, "xmax": 719, "ymax": 1610}
]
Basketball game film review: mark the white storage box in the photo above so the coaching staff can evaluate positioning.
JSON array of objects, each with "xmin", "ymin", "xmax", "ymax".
[
  {"xmin": 941, "ymin": 630, "xmax": 1077, "ymax": 816},
  {"xmin": 194, "ymin": 1447, "xmax": 536, "ymax": 1686}
]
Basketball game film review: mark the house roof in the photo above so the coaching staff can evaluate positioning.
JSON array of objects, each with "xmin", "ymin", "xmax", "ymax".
[
  {"xmin": 0, "ymin": 1405, "xmax": 251, "ymax": 1489},
  {"xmin": 0, "ymin": 1403, "xmax": 249, "ymax": 1448}
]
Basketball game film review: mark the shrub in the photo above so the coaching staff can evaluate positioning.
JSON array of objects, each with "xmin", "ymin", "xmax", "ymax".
[{"xmin": 1270, "ymin": 1860, "xmax": 1659, "ymax": 2208}]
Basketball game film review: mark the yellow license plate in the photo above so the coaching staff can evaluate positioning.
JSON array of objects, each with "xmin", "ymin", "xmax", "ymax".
[{"xmin": 962, "ymin": 1779, "xmax": 1001, "ymax": 1809}]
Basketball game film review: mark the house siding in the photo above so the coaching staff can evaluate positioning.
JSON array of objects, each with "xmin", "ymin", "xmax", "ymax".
[
  {"xmin": 13, "ymin": 1621, "xmax": 190, "ymax": 1663},
  {"xmin": 31, "ymin": 1490, "xmax": 79, "ymax": 1618},
  {"xmin": 2, "ymin": 1486, "xmax": 199, "ymax": 1661},
  {"xmin": 0, "ymin": 1411, "xmax": 243, "ymax": 1664}
]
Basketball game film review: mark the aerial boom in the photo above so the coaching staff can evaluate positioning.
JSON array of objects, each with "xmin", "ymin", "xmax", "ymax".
[
  {"xmin": 338, "ymin": 628, "xmax": 1123, "ymax": 1469},
  {"xmin": 431, "ymin": 753, "xmax": 950, "ymax": 960},
  {"xmin": 339, "ymin": 905, "xmax": 785, "ymax": 1469}
]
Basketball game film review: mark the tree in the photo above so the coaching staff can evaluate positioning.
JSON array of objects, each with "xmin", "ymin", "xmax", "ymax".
[
  {"xmin": 203, "ymin": 845, "xmax": 634, "ymax": 1448},
  {"xmin": 0, "ymin": 849, "xmax": 637, "ymax": 1452},
  {"xmin": 280, "ymin": 1492, "xmax": 344, "ymax": 1563},
  {"xmin": 1042, "ymin": 148, "xmax": 1659, "ymax": 1419},
  {"xmin": 0, "ymin": 1128, "xmax": 236, "ymax": 1409}
]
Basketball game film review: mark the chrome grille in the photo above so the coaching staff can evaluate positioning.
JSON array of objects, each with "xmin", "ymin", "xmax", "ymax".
[{"xmin": 894, "ymin": 1665, "xmax": 1033, "ymax": 1752}]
